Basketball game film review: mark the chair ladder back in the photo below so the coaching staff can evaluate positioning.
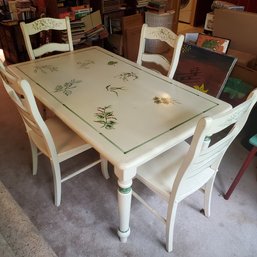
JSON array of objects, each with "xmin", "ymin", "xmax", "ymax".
[
  {"xmin": 175, "ymin": 89, "xmax": 257, "ymax": 196},
  {"xmin": 20, "ymin": 17, "xmax": 73, "ymax": 60},
  {"xmin": 0, "ymin": 63, "xmax": 57, "ymax": 158},
  {"xmin": 137, "ymin": 24, "xmax": 184, "ymax": 78}
]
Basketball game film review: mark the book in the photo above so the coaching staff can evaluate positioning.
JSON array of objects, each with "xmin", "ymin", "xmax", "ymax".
[{"xmin": 81, "ymin": 10, "xmax": 102, "ymax": 33}]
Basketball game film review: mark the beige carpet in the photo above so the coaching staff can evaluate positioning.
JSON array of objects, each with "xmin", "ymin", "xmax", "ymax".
[{"xmin": 0, "ymin": 181, "xmax": 57, "ymax": 257}]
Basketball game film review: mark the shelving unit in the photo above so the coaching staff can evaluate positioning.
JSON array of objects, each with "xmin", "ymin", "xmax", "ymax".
[
  {"xmin": 0, "ymin": 20, "xmax": 29, "ymax": 63},
  {"xmin": 0, "ymin": 0, "xmax": 180, "ymax": 63}
]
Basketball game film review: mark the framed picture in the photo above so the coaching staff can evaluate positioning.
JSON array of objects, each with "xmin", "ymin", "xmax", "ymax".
[
  {"xmin": 196, "ymin": 33, "xmax": 230, "ymax": 54},
  {"xmin": 184, "ymin": 33, "xmax": 199, "ymax": 45},
  {"xmin": 204, "ymin": 12, "xmax": 214, "ymax": 32},
  {"xmin": 173, "ymin": 42, "xmax": 237, "ymax": 98}
]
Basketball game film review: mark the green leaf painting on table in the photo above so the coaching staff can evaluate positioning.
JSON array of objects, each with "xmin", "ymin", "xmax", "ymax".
[
  {"xmin": 106, "ymin": 84, "xmax": 125, "ymax": 96},
  {"xmin": 54, "ymin": 79, "xmax": 82, "ymax": 96},
  {"xmin": 77, "ymin": 60, "xmax": 95, "ymax": 69},
  {"xmin": 117, "ymin": 72, "xmax": 138, "ymax": 81},
  {"xmin": 105, "ymin": 69, "xmax": 138, "ymax": 96},
  {"xmin": 108, "ymin": 61, "xmax": 118, "ymax": 66},
  {"xmin": 33, "ymin": 65, "xmax": 59, "ymax": 74},
  {"xmin": 95, "ymin": 105, "xmax": 117, "ymax": 129}
]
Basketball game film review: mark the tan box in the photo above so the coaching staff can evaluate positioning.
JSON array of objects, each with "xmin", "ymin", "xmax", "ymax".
[{"xmin": 213, "ymin": 9, "xmax": 257, "ymax": 55}]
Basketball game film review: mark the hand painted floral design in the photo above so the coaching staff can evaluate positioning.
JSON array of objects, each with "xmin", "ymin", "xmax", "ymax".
[
  {"xmin": 54, "ymin": 79, "xmax": 82, "ymax": 96},
  {"xmin": 149, "ymin": 28, "xmax": 175, "ymax": 45},
  {"xmin": 32, "ymin": 18, "xmax": 65, "ymax": 31},
  {"xmin": 108, "ymin": 61, "xmax": 118, "ymax": 66},
  {"xmin": 77, "ymin": 60, "xmax": 94, "ymax": 69},
  {"xmin": 33, "ymin": 65, "xmax": 58, "ymax": 74},
  {"xmin": 95, "ymin": 105, "xmax": 117, "ymax": 129},
  {"xmin": 193, "ymin": 83, "xmax": 208, "ymax": 93},
  {"xmin": 153, "ymin": 96, "xmax": 180, "ymax": 105},
  {"xmin": 117, "ymin": 72, "xmax": 138, "ymax": 81},
  {"xmin": 106, "ymin": 85, "xmax": 125, "ymax": 96}
]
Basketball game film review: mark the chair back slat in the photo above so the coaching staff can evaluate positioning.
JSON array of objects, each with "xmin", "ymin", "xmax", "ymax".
[
  {"xmin": 33, "ymin": 43, "xmax": 70, "ymax": 58},
  {"xmin": 16, "ymin": 105, "xmax": 45, "ymax": 140},
  {"xmin": 188, "ymin": 133, "xmax": 234, "ymax": 176},
  {"xmin": 144, "ymin": 26, "xmax": 178, "ymax": 47},
  {"xmin": 24, "ymin": 17, "xmax": 69, "ymax": 35}
]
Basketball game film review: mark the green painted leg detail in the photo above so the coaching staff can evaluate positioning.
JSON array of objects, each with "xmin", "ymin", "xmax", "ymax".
[{"xmin": 118, "ymin": 187, "xmax": 131, "ymax": 194}]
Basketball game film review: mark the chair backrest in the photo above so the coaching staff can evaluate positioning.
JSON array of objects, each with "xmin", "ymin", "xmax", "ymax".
[
  {"xmin": 0, "ymin": 60, "xmax": 57, "ymax": 159},
  {"xmin": 136, "ymin": 24, "xmax": 184, "ymax": 79},
  {"xmin": 174, "ymin": 89, "xmax": 257, "ymax": 201},
  {"xmin": 20, "ymin": 17, "xmax": 73, "ymax": 60}
]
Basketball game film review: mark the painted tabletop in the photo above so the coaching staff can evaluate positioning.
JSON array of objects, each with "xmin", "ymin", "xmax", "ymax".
[{"xmin": 9, "ymin": 47, "xmax": 231, "ymax": 169}]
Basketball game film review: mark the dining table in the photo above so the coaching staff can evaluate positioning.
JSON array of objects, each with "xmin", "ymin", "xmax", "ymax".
[{"xmin": 8, "ymin": 46, "xmax": 232, "ymax": 243}]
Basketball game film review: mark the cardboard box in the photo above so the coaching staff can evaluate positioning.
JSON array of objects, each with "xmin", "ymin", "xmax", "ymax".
[{"xmin": 213, "ymin": 9, "xmax": 257, "ymax": 55}]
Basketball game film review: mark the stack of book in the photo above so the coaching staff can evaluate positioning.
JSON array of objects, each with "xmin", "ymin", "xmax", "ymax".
[
  {"xmin": 82, "ymin": 10, "xmax": 108, "ymax": 41},
  {"xmin": 146, "ymin": 0, "xmax": 167, "ymax": 13},
  {"xmin": 62, "ymin": 20, "xmax": 86, "ymax": 45},
  {"xmin": 85, "ymin": 24, "xmax": 107, "ymax": 40},
  {"xmin": 137, "ymin": 0, "xmax": 149, "ymax": 8},
  {"xmin": 61, "ymin": 10, "xmax": 108, "ymax": 46},
  {"xmin": 15, "ymin": 0, "xmax": 36, "ymax": 20},
  {"xmin": 70, "ymin": 5, "xmax": 92, "ymax": 20},
  {"xmin": 58, "ymin": 5, "xmax": 92, "ymax": 21}
]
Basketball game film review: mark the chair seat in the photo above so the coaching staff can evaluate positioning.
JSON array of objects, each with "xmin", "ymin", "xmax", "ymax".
[
  {"xmin": 137, "ymin": 141, "xmax": 215, "ymax": 202},
  {"xmin": 249, "ymin": 134, "xmax": 257, "ymax": 147},
  {"xmin": 46, "ymin": 117, "xmax": 91, "ymax": 162}
]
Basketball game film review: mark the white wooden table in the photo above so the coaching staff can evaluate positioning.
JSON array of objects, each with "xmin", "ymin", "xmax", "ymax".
[{"xmin": 8, "ymin": 46, "xmax": 231, "ymax": 243}]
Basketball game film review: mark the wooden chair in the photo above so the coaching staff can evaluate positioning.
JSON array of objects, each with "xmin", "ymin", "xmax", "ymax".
[
  {"xmin": 0, "ymin": 60, "xmax": 109, "ymax": 207},
  {"xmin": 136, "ymin": 23, "xmax": 184, "ymax": 79},
  {"xmin": 224, "ymin": 134, "xmax": 257, "ymax": 200},
  {"xmin": 133, "ymin": 89, "xmax": 257, "ymax": 252},
  {"xmin": 20, "ymin": 16, "xmax": 73, "ymax": 60}
]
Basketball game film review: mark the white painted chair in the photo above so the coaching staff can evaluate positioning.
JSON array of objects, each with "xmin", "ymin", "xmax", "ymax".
[
  {"xmin": 136, "ymin": 24, "xmax": 184, "ymax": 79},
  {"xmin": 20, "ymin": 16, "xmax": 73, "ymax": 60},
  {"xmin": 133, "ymin": 88, "xmax": 257, "ymax": 252},
  {"xmin": 0, "ymin": 60, "xmax": 109, "ymax": 207}
]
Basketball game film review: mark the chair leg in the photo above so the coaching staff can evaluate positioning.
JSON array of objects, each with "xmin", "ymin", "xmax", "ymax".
[
  {"xmin": 29, "ymin": 139, "xmax": 38, "ymax": 175},
  {"xmin": 204, "ymin": 174, "xmax": 216, "ymax": 217},
  {"xmin": 166, "ymin": 200, "xmax": 178, "ymax": 252},
  {"xmin": 224, "ymin": 146, "xmax": 257, "ymax": 200},
  {"xmin": 50, "ymin": 160, "xmax": 62, "ymax": 207},
  {"xmin": 100, "ymin": 155, "xmax": 109, "ymax": 179}
]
